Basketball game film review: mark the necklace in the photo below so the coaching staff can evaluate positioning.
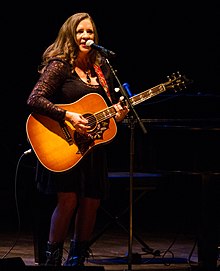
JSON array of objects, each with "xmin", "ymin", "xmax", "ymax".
[{"xmin": 85, "ymin": 70, "xmax": 91, "ymax": 84}]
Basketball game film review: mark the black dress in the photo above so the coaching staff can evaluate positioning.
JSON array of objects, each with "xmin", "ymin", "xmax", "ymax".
[{"xmin": 27, "ymin": 58, "xmax": 117, "ymax": 200}]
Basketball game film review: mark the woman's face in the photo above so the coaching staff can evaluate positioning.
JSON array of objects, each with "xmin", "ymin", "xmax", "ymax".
[{"xmin": 76, "ymin": 18, "xmax": 95, "ymax": 54}]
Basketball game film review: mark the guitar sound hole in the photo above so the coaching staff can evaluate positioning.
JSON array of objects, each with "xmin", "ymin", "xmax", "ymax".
[{"xmin": 83, "ymin": 113, "xmax": 97, "ymax": 132}]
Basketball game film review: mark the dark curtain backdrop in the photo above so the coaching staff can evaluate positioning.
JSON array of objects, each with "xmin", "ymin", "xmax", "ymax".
[{"xmin": 0, "ymin": 1, "xmax": 219, "ymax": 231}]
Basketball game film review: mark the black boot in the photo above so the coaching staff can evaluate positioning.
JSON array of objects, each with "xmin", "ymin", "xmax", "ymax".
[
  {"xmin": 63, "ymin": 240, "xmax": 91, "ymax": 266},
  {"xmin": 45, "ymin": 241, "xmax": 64, "ymax": 266}
]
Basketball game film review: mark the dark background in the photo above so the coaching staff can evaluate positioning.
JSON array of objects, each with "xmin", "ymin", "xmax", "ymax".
[{"xmin": 0, "ymin": 1, "xmax": 220, "ymax": 233}]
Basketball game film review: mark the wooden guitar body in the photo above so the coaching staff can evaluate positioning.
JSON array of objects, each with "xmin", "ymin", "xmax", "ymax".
[{"xmin": 26, "ymin": 93, "xmax": 117, "ymax": 172}]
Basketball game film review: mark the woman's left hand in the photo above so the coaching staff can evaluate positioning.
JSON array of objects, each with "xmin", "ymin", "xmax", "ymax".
[{"xmin": 113, "ymin": 99, "xmax": 129, "ymax": 122}]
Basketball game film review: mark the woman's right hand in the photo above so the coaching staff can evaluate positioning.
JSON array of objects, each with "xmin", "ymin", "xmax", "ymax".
[{"xmin": 65, "ymin": 111, "xmax": 89, "ymax": 134}]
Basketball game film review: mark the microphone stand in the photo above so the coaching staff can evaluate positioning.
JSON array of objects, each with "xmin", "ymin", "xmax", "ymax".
[{"xmin": 105, "ymin": 58, "xmax": 147, "ymax": 271}]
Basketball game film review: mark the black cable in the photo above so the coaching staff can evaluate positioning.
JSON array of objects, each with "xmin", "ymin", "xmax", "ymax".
[{"xmin": 1, "ymin": 149, "xmax": 32, "ymax": 259}]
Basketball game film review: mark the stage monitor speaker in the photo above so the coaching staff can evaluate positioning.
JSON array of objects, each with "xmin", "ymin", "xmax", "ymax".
[{"xmin": 0, "ymin": 257, "xmax": 25, "ymax": 270}]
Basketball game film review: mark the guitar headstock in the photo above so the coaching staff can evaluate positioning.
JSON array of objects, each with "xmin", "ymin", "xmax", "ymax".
[{"xmin": 164, "ymin": 71, "xmax": 192, "ymax": 92}]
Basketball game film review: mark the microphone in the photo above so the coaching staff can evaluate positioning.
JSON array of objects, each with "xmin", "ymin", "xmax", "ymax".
[
  {"xmin": 122, "ymin": 82, "xmax": 133, "ymax": 97},
  {"xmin": 86, "ymin": 40, "xmax": 116, "ymax": 58}
]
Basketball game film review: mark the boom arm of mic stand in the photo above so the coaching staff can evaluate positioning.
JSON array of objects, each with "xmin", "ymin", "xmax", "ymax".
[{"xmin": 105, "ymin": 58, "xmax": 147, "ymax": 134}]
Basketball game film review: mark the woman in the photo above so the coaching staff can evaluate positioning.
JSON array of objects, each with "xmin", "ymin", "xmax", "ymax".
[{"xmin": 27, "ymin": 12, "xmax": 129, "ymax": 266}]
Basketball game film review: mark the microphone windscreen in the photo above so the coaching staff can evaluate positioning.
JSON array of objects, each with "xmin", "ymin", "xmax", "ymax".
[{"xmin": 86, "ymin": 40, "xmax": 94, "ymax": 47}]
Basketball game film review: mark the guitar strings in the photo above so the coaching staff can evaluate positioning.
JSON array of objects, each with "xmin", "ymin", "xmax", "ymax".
[
  {"xmin": 82, "ymin": 105, "xmax": 116, "ymax": 126},
  {"xmin": 79, "ymin": 77, "xmax": 182, "ymax": 126},
  {"xmin": 81, "ymin": 86, "xmax": 164, "ymax": 126}
]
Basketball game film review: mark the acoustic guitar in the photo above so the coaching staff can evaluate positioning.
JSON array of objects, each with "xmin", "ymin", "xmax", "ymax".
[{"xmin": 26, "ymin": 72, "xmax": 189, "ymax": 172}]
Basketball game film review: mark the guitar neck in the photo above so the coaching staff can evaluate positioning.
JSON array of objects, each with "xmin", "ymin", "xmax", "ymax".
[
  {"xmin": 95, "ymin": 105, "xmax": 117, "ymax": 123},
  {"xmin": 129, "ymin": 84, "xmax": 166, "ymax": 106},
  {"xmin": 94, "ymin": 72, "xmax": 188, "ymax": 124},
  {"xmin": 94, "ymin": 84, "xmax": 166, "ymax": 124}
]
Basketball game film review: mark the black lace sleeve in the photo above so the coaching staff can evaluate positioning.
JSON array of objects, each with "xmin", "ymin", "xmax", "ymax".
[{"xmin": 27, "ymin": 60, "xmax": 70, "ymax": 122}]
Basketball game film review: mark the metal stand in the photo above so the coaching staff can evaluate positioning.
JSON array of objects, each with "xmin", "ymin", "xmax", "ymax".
[
  {"xmin": 126, "ymin": 114, "xmax": 135, "ymax": 271},
  {"xmin": 121, "ymin": 116, "xmax": 161, "ymax": 271},
  {"xmin": 105, "ymin": 57, "xmax": 147, "ymax": 271},
  {"xmin": 90, "ymin": 54, "xmax": 160, "ymax": 270},
  {"xmin": 89, "ymin": 115, "xmax": 160, "ymax": 269}
]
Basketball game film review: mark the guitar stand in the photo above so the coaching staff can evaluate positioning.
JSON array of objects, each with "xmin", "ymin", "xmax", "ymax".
[{"xmin": 89, "ymin": 116, "xmax": 161, "ymax": 270}]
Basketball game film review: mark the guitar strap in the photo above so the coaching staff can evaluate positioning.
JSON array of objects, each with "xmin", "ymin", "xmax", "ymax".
[{"xmin": 93, "ymin": 64, "xmax": 112, "ymax": 103}]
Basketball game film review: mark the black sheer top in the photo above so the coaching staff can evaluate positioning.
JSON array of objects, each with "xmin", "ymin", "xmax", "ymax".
[
  {"xmin": 27, "ymin": 59, "xmax": 116, "ymax": 122},
  {"xmin": 27, "ymin": 59, "xmax": 117, "ymax": 199}
]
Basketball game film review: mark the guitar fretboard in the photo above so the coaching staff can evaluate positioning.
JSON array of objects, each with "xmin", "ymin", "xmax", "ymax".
[{"xmin": 130, "ymin": 84, "xmax": 166, "ymax": 106}]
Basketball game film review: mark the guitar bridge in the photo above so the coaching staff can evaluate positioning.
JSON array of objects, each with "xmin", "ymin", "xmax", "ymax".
[{"xmin": 60, "ymin": 122, "xmax": 73, "ymax": 145}]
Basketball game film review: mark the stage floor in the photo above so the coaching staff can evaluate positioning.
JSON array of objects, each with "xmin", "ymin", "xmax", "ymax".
[{"xmin": 1, "ymin": 225, "xmax": 219, "ymax": 270}]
